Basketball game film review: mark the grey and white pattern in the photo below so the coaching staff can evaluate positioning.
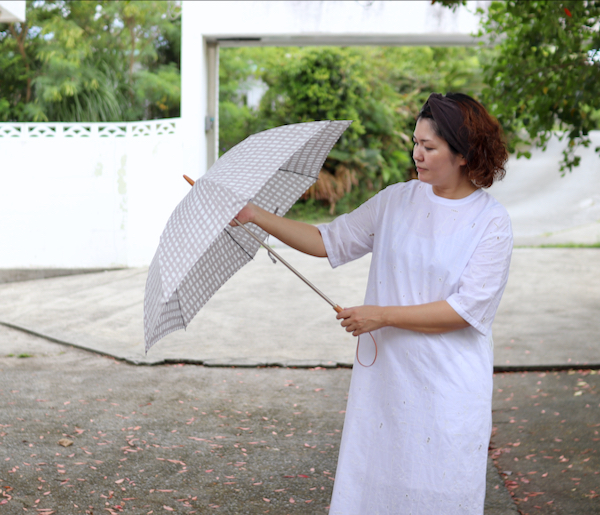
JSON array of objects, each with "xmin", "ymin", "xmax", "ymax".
[{"xmin": 144, "ymin": 120, "xmax": 352, "ymax": 352}]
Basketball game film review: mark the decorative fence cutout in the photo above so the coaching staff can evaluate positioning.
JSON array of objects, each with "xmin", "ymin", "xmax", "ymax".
[{"xmin": 0, "ymin": 119, "xmax": 178, "ymax": 138}]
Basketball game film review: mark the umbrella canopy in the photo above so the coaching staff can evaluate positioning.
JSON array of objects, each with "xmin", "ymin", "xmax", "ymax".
[{"xmin": 144, "ymin": 120, "xmax": 352, "ymax": 353}]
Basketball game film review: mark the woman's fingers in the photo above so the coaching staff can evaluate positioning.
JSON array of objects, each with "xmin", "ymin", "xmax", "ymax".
[
  {"xmin": 336, "ymin": 307, "xmax": 365, "ymax": 335},
  {"xmin": 336, "ymin": 305, "xmax": 384, "ymax": 336},
  {"xmin": 336, "ymin": 307, "xmax": 352, "ymax": 320},
  {"xmin": 230, "ymin": 204, "xmax": 255, "ymax": 226}
]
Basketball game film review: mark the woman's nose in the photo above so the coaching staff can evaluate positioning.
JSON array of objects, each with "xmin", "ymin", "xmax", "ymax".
[{"xmin": 413, "ymin": 146, "xmax": 422, "ymax": 162}]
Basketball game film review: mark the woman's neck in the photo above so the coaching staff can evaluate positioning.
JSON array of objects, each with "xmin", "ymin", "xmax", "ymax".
[{"xmin": 431, "ymin": 180, "xmax": 478, "ymax": 200}]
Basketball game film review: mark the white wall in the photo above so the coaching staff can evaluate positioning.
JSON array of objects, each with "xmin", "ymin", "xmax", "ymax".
[
  {"xmin": 180, "ymin": 2, "xmax": 211, "ymax": 185},
  {"xmin": 0, "ymin": 1, "xmax": 26, "ymax": 22},
  {"xmin": 194, "ymin": 0, "xmax": 484, "ymax": 46},
  {"xmin": 0, "ymin": 121, "xmax": 187, "ymax": 268},
  {"xmin": 1, "ymin": 0, "xmax": 484, "ymax": 269}
]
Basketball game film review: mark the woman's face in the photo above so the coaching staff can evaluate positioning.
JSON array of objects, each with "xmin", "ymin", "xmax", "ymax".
[{"xmin": 412, "ymin": 118, "xmax": 468, "ymax": 194}]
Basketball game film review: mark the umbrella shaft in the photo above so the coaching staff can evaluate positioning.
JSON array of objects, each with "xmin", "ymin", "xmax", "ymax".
[{"xmin": 233, "ymin": 218, "xmax": 339, "ymax": 310}]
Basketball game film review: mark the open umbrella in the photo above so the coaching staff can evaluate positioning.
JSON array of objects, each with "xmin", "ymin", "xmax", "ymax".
[{"xmin": 144, "ymin": 120, "xmax": 352, "ymax": 353}]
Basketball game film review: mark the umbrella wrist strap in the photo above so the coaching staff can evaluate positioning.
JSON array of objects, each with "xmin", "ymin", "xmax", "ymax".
[{"xmin": 356, "ymin": 332, "xmax": 377, "ymax": 368}]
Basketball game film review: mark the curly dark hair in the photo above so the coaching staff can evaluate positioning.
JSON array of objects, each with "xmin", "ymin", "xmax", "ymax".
[{"xmin": 418, "ymin": 93, "xmax": 508, "ymax": 188}]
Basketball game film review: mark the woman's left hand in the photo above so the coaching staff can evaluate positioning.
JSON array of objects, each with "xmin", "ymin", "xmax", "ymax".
[{"xmin": 336, "ymin": 305, "xmax": 386, "ymax": 337}]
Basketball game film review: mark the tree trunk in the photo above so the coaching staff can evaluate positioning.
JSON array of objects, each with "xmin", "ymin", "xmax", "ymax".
[{"xmin": 9, "ymin": 23, "xmax": 32, "ymax": 103}]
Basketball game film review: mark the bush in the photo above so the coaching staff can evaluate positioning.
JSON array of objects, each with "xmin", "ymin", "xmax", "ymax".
[{"xmin": 219, "ymin": 45, "xmax": 486, "ymax": 216}]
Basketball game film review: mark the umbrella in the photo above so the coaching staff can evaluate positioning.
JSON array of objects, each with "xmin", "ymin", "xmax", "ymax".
[{"xmin": 144, "ymin": 120, "xmax": 352, "ymax": 354}]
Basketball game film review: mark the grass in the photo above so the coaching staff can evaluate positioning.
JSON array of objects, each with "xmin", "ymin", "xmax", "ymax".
[
  {"xmin": 286, "ymin": 192, "xmax": 376, "ymax": 224},
  {"xmin": 537, "ymin": 242, "xmax": 600, "ymax": 248},
  {"xmin": 286, "ymin": 200, "xmax": 338, "ymax": 225}
]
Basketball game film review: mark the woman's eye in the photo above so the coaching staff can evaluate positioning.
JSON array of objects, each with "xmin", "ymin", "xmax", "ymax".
[{"xmin": 412, "ymin": 141, "xmax": 433, "ymax": 151}]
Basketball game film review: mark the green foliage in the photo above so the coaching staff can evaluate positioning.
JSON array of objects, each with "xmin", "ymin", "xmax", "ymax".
[
  {"xmin": 285, "ymin": 198, "xmax": 337, "ymax": 224},
  {"xmin": 219, "ymin": 45, "xmax": 486, "ymax": 214},
  {"xmin": 259, "ymin": 48, "xmax": 368, "ymax": 135},
  {"xmin": 0, "ymin": 0, "xmax": 181, "ymax": 122},
  {"xmin": 538, "ymin": 242, "xmax": 600, "ymax": 248},
  {"xmin": 480, "ymin": 1, "xmax": 600, "ymax": 172},
  {"xmin": 441, "ymin": 0, "xmax": 600, "ymax": 172},
  {"xmin": 431, "ymin": 0, "xmax": 467, "ymax": 12},
  {"xmin": 218, "ymin": 47, "xmax": 280, "ymax": 154}
]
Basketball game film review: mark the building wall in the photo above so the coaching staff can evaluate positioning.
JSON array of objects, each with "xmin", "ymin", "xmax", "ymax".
[
  {"xmin": 0, "ymin": 1, "xmax": 26, "ymax": 22},
  {"xmin": 195, "ymin": 0, "xmax": 483, "ymax": 45}
]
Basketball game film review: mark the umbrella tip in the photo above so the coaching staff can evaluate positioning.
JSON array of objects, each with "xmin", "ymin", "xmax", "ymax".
[{"xmin": 183, "ymin": 175, "xmax": 195, "ymax": 187}]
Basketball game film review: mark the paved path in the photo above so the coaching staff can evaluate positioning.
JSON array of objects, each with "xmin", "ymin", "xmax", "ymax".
[
  {"xmin": 0, "ymin": 247, "xmax": 598, "ymax": 515},
  {"xmin": 0, "ymin": 248, "xmax": 598, "ymax": 368},
  {"xmin": 488, "ymin": 131, "xmax": 600, "ymax": 247},
  {"xmin": 0, "ymin": 326, "xmax": 519, "ymax": 514}
]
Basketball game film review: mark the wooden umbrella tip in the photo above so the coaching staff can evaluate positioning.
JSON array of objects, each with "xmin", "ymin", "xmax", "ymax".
[{"xmin": 183, "ymin": 174, "xmax": 195, "ymax": 186}]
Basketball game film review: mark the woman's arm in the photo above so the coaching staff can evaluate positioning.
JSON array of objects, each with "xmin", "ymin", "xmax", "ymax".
[
  {"xmin": 336, "ymin": 301, "xmax": 470, "ymax": 336},
  {"xmin": 234, "ymin": 203, "xmax": 327, "ymax": 258}
]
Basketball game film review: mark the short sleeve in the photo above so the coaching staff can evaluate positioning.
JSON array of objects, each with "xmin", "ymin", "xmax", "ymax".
[
  {"xmin": 317, "ymin": 191, "xmax": 382, "ymax": 268},
  {"xmin": 446, "ymin": 214, "xmax": 513, "ymax": 336}
]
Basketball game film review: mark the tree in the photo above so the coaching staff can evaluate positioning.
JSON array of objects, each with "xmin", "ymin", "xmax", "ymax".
[
  {"xmin": 219, "ymin": 45, "xmax": 487, "ymax": 216},
  {"xmin": 218, "ymin": 47, "xmax": 281, "ymax": 157},
  {"xmin": 440, "ymin": 0, "xmax": 600, "ymax": 172},
  {"xmin": 0, "ymin": 1, "xmax": 181, "ymax": 122}
]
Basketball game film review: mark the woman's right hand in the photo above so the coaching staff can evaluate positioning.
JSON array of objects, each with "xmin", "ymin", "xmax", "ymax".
[
  {"xmin": 230, "ymin": 202, "xmax": 327, "ymax": 258},
  {"xmin": 231, "ymin": 203, "xmax": 258, "ymax": 226}
]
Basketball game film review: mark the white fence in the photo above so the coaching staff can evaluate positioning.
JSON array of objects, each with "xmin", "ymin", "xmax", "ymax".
[{"xmin": 0, "ymin": 119, "xmax": 189, "ymax": 269}]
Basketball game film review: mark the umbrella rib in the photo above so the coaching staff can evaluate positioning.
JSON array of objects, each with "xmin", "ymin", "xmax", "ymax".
[
  {"xmin": 224, "ymin": 228, "xmax": 255, "ymax": 262},
  {"xmin": 278, "ymin": 168, "xmax": 319, "ymax": 179},
  {"xmin": 174, "ymin": 287, "xmax": 186, "ymax": 329}
]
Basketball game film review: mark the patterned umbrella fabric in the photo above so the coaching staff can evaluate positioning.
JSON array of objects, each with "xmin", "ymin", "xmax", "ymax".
[{"xmin": 144, "ymin": 120, "xmax": 352, "ymax": 353}]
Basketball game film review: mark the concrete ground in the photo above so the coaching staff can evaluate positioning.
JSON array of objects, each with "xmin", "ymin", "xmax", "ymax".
[
  {"xmin": 1, "ymin": 327, "xmax": 517, "ymax": 515},
  {"xmin": 487, "ymin": 131, "xmax": 600, "ymax": 247},
  {"xmin": 1, "ymin": 246, "xmax": 599, "ymax": 514},
  {"xmin": 0, "ymin": 248, "xmax": 598, "ymax": 369},
  {"xmin": 491, "ymin": 370, "xmax": 599, "ymax": 515}
]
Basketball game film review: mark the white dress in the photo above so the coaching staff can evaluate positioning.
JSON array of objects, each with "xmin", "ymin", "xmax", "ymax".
[{"xmin": 318, "ymin": 180, "xmax": 513, "ymax": 515}]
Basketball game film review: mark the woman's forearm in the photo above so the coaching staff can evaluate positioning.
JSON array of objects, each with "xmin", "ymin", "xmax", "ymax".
[
  {"xmin": 236, "ymin": 203, "xmax": 327, "ymax": 258},
  {"xmin": 383, "ymin": 301, "xmax": 470, "ymax": 333},
  {"xmin": 337, "ymin": 301, "xmax": 470, "ymax": 336}
]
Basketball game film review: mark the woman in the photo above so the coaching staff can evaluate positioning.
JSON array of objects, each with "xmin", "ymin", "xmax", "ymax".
[{"xmin": 235, "ymin": 92, "xmax": 512, "ymax": 514}]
